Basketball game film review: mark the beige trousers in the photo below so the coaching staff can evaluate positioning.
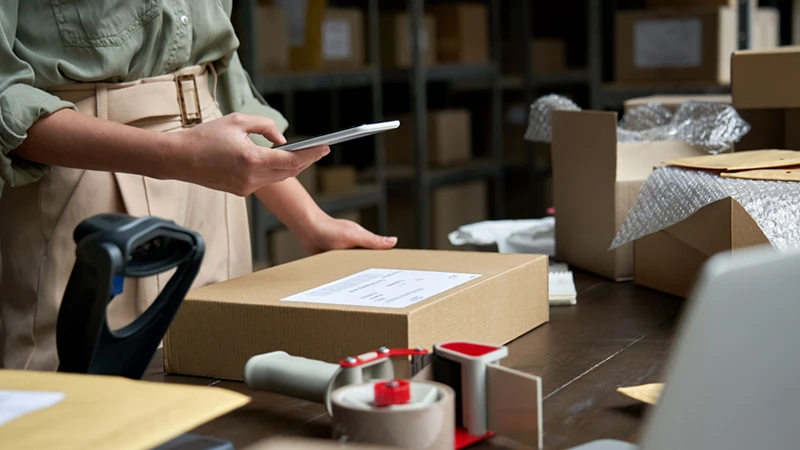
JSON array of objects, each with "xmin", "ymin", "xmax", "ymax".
[{"xmin": 0, "ymin": 65, "xmax": 252, "ymax": 371}]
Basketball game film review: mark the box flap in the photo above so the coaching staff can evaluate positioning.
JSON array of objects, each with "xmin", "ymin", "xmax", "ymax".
[
  {"xmin": 0, "ymin": 370, "xmax": 250, "ymax": 450},
  {"xmin": 732, "ymin": 46, "xmax": 800, "ymax": 109},
  {"xmin": 664, "ymin": 150, "xmax": 800, "ymax": 171},
  {"xmin": 486, "ymin": 363, "xmax": 543, "ymax": 450},
  {"xmin": 662, "ymin": 198, "xmax": 734, "ymax": 257},
  {"xmin": 721, "ymin": 166, "xmax": 800, "ymax": 181}
]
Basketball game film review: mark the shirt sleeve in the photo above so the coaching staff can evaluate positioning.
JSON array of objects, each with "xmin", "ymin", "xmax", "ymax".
[
  {"xmin": 0, "ymin": 3, "xmax": 76, "ymax": 187},
  {"xmin": 213, "ymin": 50, "xmax": 289, "ymax": 148}
]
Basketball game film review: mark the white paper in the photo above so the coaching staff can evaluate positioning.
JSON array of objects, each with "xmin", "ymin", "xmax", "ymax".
[
  {"xmin": 548, "ymin": 263, "xmax": 577, "ymax": 306},
  {"xmin": 323, "ymin": 18, "xmax": 352, "ymax": 60},
  {"xmin": 634, "ymin": 18, "xmax": 702, "ymax": 69},
  {"xmin": 275, "ymin": 0, "xmax": 308, "ymax": 47},
  {"xmin": 0, "ymin": 390, "xmax": 65, "ymax": 426},
  {"xmin": 282, "ymin": 268, "xmax": 481, "ymax": 309}
]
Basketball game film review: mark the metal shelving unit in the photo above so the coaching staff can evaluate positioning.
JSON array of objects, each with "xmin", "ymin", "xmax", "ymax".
[{"xmin": 234, "ymin": 0, "xmax": 387, "ymax": 263}]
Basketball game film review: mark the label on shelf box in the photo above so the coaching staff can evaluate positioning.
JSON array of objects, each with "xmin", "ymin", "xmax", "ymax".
[
  {"xmin": 281, "ymin": 268, "xmax": 481, "ymax": 309},
  {"xmin": 634, "ymin": 18, "xmax": 702, "ymax": 69},
  {"xmin": 275, "ymin": 0, "xmax": 308, "ymax": 47},
  {"xmin": 323, "ymin": 18, "xmax": 352, "ymax": 60}
]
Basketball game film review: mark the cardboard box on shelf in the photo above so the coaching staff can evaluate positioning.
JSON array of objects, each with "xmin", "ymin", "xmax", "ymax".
[
  {"xmin": 615, "ymin": 6, "xmax": 779, "ymax": 85},
  {"xmin": 385, "ymin": 109, "xmax": 473, "ymax": 167},
  {"xmin": 317, "ymin": 165, "xmax": 358, "ymax": 195},
  {"xmin": 163, "ymin": 249, "xmax": 549, "ymax": 381},
  {"xmin": 502, "ymin": 39, "xmax": 568, "ymax": 76},
  {"xmin": 427, "ymin": 3, "xmax": 489, "ymax": 64},
  {"xmin": 269, "ymin": 210, "xmax": 361, "ymax": 266},
  {"xmin": 623, "ymin": 94, "xmax": 732, "ymax": 114},
  {"xmin": 646, "ymin": 0, "xmax": 737, "ymax": 8},
  {"xmin": 551, "ymin": 110, "xmax": 706, "ymax": 281},
  {"xmin": 256, "ymin": 5, "xmax": 290, "ymax": 73},
  {"xmin": 380, "ymin": 13, "xmax": 437, "ymax": 68},
  {"xmin": 731, "ymin": 46, "xmax": 800, "ymax": 151}
]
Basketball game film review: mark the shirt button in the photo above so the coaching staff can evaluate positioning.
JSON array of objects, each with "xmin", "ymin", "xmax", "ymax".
[{"xmin": 180, "ymin": 15, "xmax": 189, "ymax": 25}]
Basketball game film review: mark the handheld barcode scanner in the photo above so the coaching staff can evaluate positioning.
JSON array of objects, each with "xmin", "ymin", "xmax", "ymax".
[
  {"xmin": 244, "ymin": 341, "xmax": 543, "ymax": 449},
  {"xmin": 56, "ymin": 213, "xmax": 205, "ymax": 379}
]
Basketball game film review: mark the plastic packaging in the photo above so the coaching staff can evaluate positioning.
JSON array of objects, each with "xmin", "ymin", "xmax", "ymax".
[
  {"xmin": 610, "ymin": 166, "xmax": 800, "ymax": 252},
  {"xmin": 524, "ymin": 95, "xmax": 750, "ymax": 154},
  {"xmin": 447, "ymin": 217, "xmax": 555, "ymax": 255}
]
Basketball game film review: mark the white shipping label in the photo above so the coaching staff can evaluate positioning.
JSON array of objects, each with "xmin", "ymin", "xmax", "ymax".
[
  {"xmin": 323, "ymin": 18, "xmax": 352, "ymax": 60},
  {"xmin": 634, "ymin": 18, "xmax": 702, "ymax": 69},
  {"xmin": 281, "ymin": 268, "xmax": 482, "ymax": 309},
  {"xmin": 0, "ymin": 390, "xmax": 65, "ymax": 426},
  {"xmin": 275, "ymin": 0, "xmax": 308, "ymax": 47}
]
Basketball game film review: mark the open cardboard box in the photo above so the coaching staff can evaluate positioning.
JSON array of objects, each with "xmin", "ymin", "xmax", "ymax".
[
  {"xmin": 632, "ymin": 150, "xmax": 800, "ymax": 297},
  {"xmin": 551, "ymin": 110, "xmax": 706, "ymax": 281},
  {"xmin": 164, "ymin": 249, "xmax": 548, "ymax": 381}
]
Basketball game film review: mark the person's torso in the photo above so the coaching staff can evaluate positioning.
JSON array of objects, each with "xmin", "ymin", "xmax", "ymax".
[{"xmin": 14, "ymin": 0, "xmax": 239, "ymax": 88}]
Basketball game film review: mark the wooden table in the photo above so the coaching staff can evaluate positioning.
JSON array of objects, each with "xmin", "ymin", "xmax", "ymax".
[{"xmin": 145, "ymin": 271, "xmax": 684, "ymax": 449}]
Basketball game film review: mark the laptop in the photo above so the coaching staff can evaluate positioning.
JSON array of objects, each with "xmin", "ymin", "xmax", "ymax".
[{"xmin": 570, "ymin": 244, "xmax": 800, "ymax": 450}]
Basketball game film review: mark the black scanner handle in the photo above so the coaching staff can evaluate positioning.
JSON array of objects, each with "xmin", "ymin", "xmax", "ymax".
[{"xmin": 56, "ymin": 213, "xmax": 205, "ymax": 379}]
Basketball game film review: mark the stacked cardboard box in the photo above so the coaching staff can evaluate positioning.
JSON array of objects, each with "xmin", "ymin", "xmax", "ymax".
[
  {"xmin": 615, "ymin": 4, "xmax": 779, "ymax": 84},
  {"xmin": 427, "ymin": 3, "xmax": 489, "ymax": 64},
  {"xmin": 380, "ymin": 13, "xmax": 438, "ymax": 68},
  {"xmin": 385, "ymin": 110, "xmax": 473, "ymax": 167}
]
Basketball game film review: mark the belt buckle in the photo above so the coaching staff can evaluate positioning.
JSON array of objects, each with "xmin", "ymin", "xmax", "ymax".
[{"xmin": 176, "ymin": 74, "xmax": 202, "ymax": 127}]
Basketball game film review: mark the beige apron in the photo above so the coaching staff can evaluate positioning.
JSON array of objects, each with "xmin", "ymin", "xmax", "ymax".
[{"xmin": 0, "ymin": 65, "xmax": 252, "ymax": 371}]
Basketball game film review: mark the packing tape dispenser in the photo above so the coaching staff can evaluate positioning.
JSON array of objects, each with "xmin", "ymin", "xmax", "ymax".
[{"xmin": 244, "ymin": 342, "xmax": 543, "ymax": 450}]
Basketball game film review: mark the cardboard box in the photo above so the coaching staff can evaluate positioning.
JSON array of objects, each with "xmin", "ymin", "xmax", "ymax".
[
  {"xmin": 318, "ymin": 165, "xmax": 357, "ymax": 195},
  {"xmin": 163, "ymin": 249, "xmax": 549, "ymax": 381},
  {"xmin": 646, "ymin": 0, "xmax": 736, "ymax": 8},
  {"xmin": 623, "ymin": 94, "xmax": 732, "ymax": 114},
  {"xmin": 428, "ymin": 3, "xmax": 489, "ymax": 64},
  {"xmin": 732, "ymin": 46, "xmax": 800, "ymax": 151},
  {"xmin": 615, "ymin": 7, "xmax": 779, "ymax": 85},
  {"xmin": 277, "ymin": 2, "xmax": 366, "ymax": 71},
  {"xmin": 385, "ymin": 109, "xmax": 473, "ymax": 167},
  {"xmin": 380, "ymin": 180, "xmax": 489, "ymax": 250},
  {"xmin": 551, "ymin": 110, "xmax": 706, "ymax": 281},
  {"xmin": 380, "ymin": 13, "xmax": 437, "ymax": 68},
  {"xmin": 256, "ymin": 5, "xmax": 290, "ymax": 73},
  {"xmin": 502, "ymin": 39, "xmax": 568, "ymax": 76},
  {"xmin": 269, "ymin": 210, "xmax": 361, "ymax": 266}
]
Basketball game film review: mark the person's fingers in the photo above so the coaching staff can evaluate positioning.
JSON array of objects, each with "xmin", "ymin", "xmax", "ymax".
[
  {"xmin": 232, "ymin": 113, "xmax": 287, "ymax": 146},
  {"xmin": 264, "ymin": 145, "xmax": 331, "ymax": 170},
  {"xmin": 347, "ymin": 224, "xmax": 398, "ymax": 249}
]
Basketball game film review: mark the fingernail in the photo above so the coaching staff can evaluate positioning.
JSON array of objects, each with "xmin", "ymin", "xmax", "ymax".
[{"xmin": 384, "ymin": 236, "xmax": 397, "ymax": 244}]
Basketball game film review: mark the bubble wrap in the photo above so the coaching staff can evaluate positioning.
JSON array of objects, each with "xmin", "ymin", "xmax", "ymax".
[
  {"xmin": 610, "ymin": 166, "xmax": 800, "ymax": 252},
  {"xmin": 524, "ymin": 95, "xmax": 750, "ymax": 154}
]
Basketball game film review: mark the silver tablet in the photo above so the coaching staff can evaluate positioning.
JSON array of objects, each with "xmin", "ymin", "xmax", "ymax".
[{"xmin": 274, "ymin": 120, "xmax": 401, "ymax": 152}]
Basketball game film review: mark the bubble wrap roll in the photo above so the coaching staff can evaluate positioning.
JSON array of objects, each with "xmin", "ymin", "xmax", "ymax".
[{"xmin": 610, "ymin": 167, "xmax": 800, "ymax": 252}]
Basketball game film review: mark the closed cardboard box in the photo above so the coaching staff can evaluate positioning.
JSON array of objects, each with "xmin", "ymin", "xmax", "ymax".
[
  {"xmin": 385, "ymin": 110, "xmax": 473, "ymax": 167},
  {"xmin": 163, "ymin": 249, "xmax": 549, "ymax": 381},
  {"xmin": 428, "ymin": 3, "xmax": 489, "ymax": 64},
  {"xmin": 502, "ymin": 39, "xmax": 568, "ymax": 76},
  {"xmin": 615, "ymin": 7, "xmax": 778, "ymax": 84},
  {"xmin": 623, "ymin": 94, "xmax": 732, "ymax": 114},
  {"xmin": 256, "ymin": 5, "xmax": 290, "ymax": 73},
  {"xmin": 380, "ymin": 13, "xmax": 437, "ymax": 68},
  {"xmin": 269, "ymin": 210, "xmax": 361, "ymax": 266},
  {"xmin": 551, "ymin": 110, "xmax": 705, "ymax": 281},
  {"xmin": 732, "ymin": 46, "xmax": 800, "ymax": 151},
  {"xmin": 318, "ymin": 165, "xmax": 357, "ymax": 195}
]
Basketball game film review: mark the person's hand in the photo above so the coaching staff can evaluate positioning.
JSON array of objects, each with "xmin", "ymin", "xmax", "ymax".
[
  {"xmin": 167, "ymin": 113, "xmax": 330, "ymax": 196},
  {"xmin": 295, "ymin": 213, "xmax": 398, "ymax": 255}
]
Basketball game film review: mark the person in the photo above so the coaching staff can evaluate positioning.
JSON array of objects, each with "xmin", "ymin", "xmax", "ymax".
[{"xmin": 0, "ymin": 1, "xmax": 398, "ymax": 371}]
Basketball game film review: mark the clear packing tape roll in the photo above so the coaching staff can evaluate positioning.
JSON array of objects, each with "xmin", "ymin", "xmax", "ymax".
[
  {"xmin": 524, "ymin": 95, "xmax": 751, "ymax": 154},
  {"xmin": 610, "ymin": 166, "xmax": 800, "ymax": 252}
]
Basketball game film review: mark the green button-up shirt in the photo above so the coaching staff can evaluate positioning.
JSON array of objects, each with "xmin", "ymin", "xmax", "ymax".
[{"xmin": 0, "ymin": 0, "xmax": 287, "ymax": 187}]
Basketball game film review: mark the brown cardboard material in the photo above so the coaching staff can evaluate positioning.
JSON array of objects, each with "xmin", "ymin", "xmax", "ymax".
[
  {"xmin": 623, "ymin": 94, "xmax": 731, "ymax": 114},
  {"xmin": 615, "ymin": 7, "xmax": 778, "ymax": 84},
  {"xmin": 269, "ymin": 210, "xmax": 361, "ymax": 266},
  {"xmin": 256, "ymin": 5, "xmax": 290, "ymax": 73},
  {"xmin": 0, "ymin": 370, "xmax": 249, "ymax": 450},
  {"xmin": 732, "ymin": 46, "xmax": 800, "ymax": 151},
  {"xmin": 380, "ymin": 13, "xmax": 437, "ymax": 68},
  {"xmin": 634, "ymin": 197, "xmax": 770, "ymax": 298},
  {"xmin": 163, "ymin": 249, "xmax": 549, "ymax": 381},
  {"xmin": 551, "ymin": 110, "xmax": 706, "ymax": 281},
  {"xmin": 663, "ymin": 149, "xmax": 800, "ymax": 171},
  {"xmin": 284, "ymin": 5, "xmax": 366, "ymax": 71},
  {"xmin": 385, "ymin": 110, "xmax": 473, "ymax": 167},
  {"xmin": 502, "ymin": 39, "xmax": 568, "ymax": 75},
  {"xmin": 318, "ymin": 165, "xmax": 358, "ymax": 195},
  {"xmin": 428, "ymin": 3, "xmax": 489, "ymax": 64},
  {"xmin": 646, "ymin": 0, "xmax": 736, "ymax": 7}
]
